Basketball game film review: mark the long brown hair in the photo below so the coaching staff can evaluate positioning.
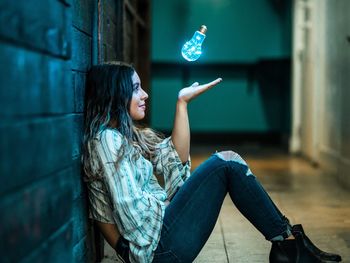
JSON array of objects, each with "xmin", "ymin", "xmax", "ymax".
[{"xmin": 82, "ymin": 62, "xmax": 163, "ymax": 181}]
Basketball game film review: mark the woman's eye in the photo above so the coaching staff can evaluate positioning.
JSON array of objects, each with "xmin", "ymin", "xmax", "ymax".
[{"xmin": 133, "ymin": 84, "xmax": 140, "ymax": 92}]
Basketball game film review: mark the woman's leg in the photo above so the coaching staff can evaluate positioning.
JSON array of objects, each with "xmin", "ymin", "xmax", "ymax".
[
  {"xmin": 215, "ymin": 151, "xmax": 292, "ymax": 241},
  {"xmin": 153, "ymin": 153, "xmax": 291, "ymax": 262}
]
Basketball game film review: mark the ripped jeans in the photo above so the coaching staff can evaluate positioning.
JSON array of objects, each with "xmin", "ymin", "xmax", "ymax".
[{"xmin": 152, "ymin": 152, "xmax": 292, "ymax": 263}]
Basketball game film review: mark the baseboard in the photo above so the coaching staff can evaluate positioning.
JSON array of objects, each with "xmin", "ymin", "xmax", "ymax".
[{"xmin": 338, "ymin": 157, "xmax": 350, "ymax": 190}]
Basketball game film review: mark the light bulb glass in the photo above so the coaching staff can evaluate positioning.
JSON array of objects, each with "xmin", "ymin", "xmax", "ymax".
[{"xmin": 181, "ymin": 26, "xmax": 207, "ymax": 61}]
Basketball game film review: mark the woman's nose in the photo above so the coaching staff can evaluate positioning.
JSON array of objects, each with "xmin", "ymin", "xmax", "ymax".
[{"xmin": 141, "ymin": 89, "xmax": 148, "ymax": 100}]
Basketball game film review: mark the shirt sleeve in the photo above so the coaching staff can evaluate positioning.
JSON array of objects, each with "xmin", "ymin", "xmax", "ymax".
[
  {"xmin": 87, "ymin": 179, "xmax": 115, "ymax": 224},
  {"xmin": 96, "ymin": 129, "xmax": 165, "ymax": 250},
  {"xmin": 151, "ymin": 137, "xmax": 191, "ymax": 200}
]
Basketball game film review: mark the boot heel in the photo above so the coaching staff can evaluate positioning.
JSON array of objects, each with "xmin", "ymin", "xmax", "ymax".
[{"xmin": 269, "ymin": 240, "xmax": 297, "ymax": 263}]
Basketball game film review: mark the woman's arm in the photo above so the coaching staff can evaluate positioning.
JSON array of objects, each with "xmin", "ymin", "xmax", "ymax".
[
  {"xmin": 171, "ymin": 99, "xmax": 190, "ymax": 163},
  {"xmin": 171, "ymin": 78, "xmax": 222, "ymax": 163},
  {"xmin": 95, "ymin": 221, "xmax": 120, "ymax": 249}
]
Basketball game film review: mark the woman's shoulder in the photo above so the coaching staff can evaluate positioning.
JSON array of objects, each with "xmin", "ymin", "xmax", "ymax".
[
  {"xmin": 97, "ymin": 128, "xmax": 122, "ymax": 138},
  {"xmin": 95, "ymin": 128, "xmax": 125, "ymax": 151}
]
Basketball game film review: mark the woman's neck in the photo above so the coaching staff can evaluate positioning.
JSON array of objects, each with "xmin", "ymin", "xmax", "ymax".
[{"xmin": 108, "ymin": 119, "xmax": 118, "ymax": 129}]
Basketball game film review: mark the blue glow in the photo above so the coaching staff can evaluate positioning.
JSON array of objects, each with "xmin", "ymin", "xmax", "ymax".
[{"xmin": 181, "ymin": 30, "xmax": 206, "ymax": 61}]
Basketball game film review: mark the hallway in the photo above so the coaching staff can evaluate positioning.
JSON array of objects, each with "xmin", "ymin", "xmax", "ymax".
[
  {"xmin": 102, "ymin": 144, "xmax": 350, "ymax": 262},
  {"xmin": 1, "ymin": 1, "xmax": 349, "ymax": 262}
]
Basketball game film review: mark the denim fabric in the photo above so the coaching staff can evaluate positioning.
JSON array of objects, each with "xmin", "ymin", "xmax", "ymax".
[{"xmin": 152, "ymin": 154, "xmax": 291, "ymax": 263}]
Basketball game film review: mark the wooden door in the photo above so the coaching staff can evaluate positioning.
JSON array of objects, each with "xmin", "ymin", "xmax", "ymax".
[{"xmin": 96, "ymin": 0, "xmax": 151, "ymax": 121}]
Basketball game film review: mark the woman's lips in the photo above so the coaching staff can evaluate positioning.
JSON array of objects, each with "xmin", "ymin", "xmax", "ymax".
[{"xmin": 139, "ymin": 105, "xmax": 146, "ymax": 110}]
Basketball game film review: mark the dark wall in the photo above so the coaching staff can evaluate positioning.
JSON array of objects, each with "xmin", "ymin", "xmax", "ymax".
[
  {"xmin": 0, "ymin": 0, "xmax": 95, "ymax": 262},
  {"xmin": 151, "ymin": 0, "xmax": 292, "ymax": 63},
  {"xmin": 150, "ymin": 0, "xmax": 292, "ymax": 138}
]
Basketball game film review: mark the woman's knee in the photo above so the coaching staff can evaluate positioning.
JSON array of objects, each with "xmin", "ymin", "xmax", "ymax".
[
  {"xmin": 216, "ymin": 150, "xmax": 238, "ymax": 161},
  {"xmin": 215, "ymin": 150, "xmax": 254, "ymax": 177}
]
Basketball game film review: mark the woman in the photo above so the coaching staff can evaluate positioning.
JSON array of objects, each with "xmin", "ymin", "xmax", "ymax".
[{"xmin": 82, "ymin": 62, "xmax": 341, "ymax": 263}]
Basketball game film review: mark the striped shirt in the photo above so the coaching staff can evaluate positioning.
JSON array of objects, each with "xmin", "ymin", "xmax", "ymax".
[{"xmin": 85, "ymin": 128, "xmax": 191, "ymax": 263}]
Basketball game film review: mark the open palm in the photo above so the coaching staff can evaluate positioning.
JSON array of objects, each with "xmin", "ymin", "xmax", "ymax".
[{"xmin": 178, "ymin": 78, "xmax": 222, "ymax": 103}]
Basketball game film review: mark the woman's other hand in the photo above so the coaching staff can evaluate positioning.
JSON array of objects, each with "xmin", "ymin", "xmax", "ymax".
[{"xmin": 178, "ymin": 78, "xmax": 222, "ymax": 104}]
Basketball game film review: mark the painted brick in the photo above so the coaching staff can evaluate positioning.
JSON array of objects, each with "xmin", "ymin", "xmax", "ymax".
[
  {"xmin": 72, "ymin": 0, "xmax": 93, "ymax": 35},
  {"xmin": 73, "ymin": 235, "xmax": 94, "ymax": 263},
  {"xmin": 0, "ymin": 0, "xmax": 71, "ymax": 58},
  {"xmin": 71, "ymin": 26, "xmax": 92, "ymax": 71},
  {"xmin": 72, "ymin": 195, "xmax": 89, "ymax": 246},
  {"xmin": 0, "ymin": 169, "xmax": 73, "ymax": 262},
  {"xmin": 21, "ymin": 222, "xmax": 73, "ymax": 263},
  {"xmin": 0, "ymin": 43, "xmax": 74, "ymax": 116},
  {"xmin": 58, "ymin": 0, "xmax": 72, "ymax": 6},
  {"xmin": 0, "ymin": 115, "xmax": 81, "ymax": 194},
  {"xmin": 72, "ymin": 114, "xmax": 84, "ymax": 160},
  {"xmin": 71, "ymin": 159, "xmax": 85, "ymax": 200},
  {"xmin": 73, "ymin": 71, "xmax": 87, "ymax": 113},
  {"xmin": 0, "ymin": 0, "xmax": 122, "ymax": 261}
]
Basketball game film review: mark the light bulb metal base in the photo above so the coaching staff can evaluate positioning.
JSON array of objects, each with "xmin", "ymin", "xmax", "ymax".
[{"xmin": 199, "ymin": 25, "xmax": 207, "ymax": 34}]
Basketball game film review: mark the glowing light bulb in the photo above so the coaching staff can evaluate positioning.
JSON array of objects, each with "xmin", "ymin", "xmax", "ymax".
[{"xmin": 181, "ymin": 25, "xmax": 207, "ymax": 61}]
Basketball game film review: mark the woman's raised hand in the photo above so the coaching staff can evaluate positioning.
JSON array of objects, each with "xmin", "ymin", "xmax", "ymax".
[{"xmin": 178, "ymin": 78, "xmax": 222, "ymax": 104}]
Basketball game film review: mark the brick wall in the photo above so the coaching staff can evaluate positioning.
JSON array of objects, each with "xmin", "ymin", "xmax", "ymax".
[{"xmin": 0, "ymin": 0, "xmax": 95, "ymax": 262}]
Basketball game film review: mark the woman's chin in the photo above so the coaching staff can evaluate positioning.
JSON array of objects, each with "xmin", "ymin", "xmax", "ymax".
[{"xmin": 131, "ymin": 113, "xmax": 146, "ymax": 121}]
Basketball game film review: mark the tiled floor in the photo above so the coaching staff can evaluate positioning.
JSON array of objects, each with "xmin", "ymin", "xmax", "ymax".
[{"xmin": 102, "ymin": 145, "xmax": 350, "ymax": 262}]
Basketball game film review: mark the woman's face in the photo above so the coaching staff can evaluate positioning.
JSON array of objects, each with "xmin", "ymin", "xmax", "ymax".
[{"xmin": 129, "ymin": 71, "xmax": 148, "ymax": 120}]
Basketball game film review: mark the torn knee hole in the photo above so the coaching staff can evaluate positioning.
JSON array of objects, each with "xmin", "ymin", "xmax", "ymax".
[
  {"xmin": 215, "ymin": 151, "xmax": 254, "ymax": 176},
  {"xmin": 216, "ymin": 150, "xmax": 237, "ymax": 161}
]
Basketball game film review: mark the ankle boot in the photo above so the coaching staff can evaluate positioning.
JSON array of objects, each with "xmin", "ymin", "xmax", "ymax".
[
  {"xmin": 294, "ymin": 231, "xmax": 325, "ymax": 263},
  {"xmin": 269, "ymin": 238, "xmax": 325, "ymax": 263},
  {"xmin": 269, "ymin": 239, "xmax": 297, "ymax": 263},
  {"xmin": 292, "ymin": 224, "xmax": 342, "ymax": 262}
]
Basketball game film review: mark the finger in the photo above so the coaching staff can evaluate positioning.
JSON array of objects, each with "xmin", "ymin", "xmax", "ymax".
[
  {"xmin": 205, "ymin": 78, "xmax": 222, "ymax": 87},
  {"xmin": 191, "ymin": 82, "xmax": 199, "ymax": 87},
  {"xmin": 198, "ymin": 78, "xmax": 222, "ymax": 91}
]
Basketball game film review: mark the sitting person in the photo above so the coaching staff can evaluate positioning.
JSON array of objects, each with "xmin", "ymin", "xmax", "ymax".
[{"xmin": 82, "ymin": 62, "xmax": 342, "ymax": 263}]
